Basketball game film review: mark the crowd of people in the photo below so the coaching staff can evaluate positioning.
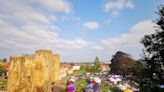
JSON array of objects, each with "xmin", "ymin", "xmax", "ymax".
[
  {"xmin": 66, "ymin": 71, "xmax": 139, "ymax": 92},
  {"xmin": 67, "ymin": 76, "xmax": 101, "ymax": 92}
]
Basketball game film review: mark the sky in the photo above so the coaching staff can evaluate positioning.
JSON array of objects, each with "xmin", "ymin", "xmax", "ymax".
[{"xmin": 0, "ymin": 0, "xmax": 163, "ymax": 62}]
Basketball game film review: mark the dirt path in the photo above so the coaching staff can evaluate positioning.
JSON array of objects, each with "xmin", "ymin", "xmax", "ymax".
[{"xmin": 54, "ymin": 75, "xmax": 72, "ymax": 92}]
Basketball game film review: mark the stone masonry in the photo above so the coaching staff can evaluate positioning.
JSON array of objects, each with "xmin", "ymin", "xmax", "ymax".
[{"xmin": 7, "ymin": 50, "xmax": 60, "ymax": 92}]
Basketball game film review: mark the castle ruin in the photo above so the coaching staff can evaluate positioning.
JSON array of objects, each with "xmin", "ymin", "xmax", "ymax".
[{"xmin": 7, "ymin": 50, "xmax": 60, "ymax": 92}]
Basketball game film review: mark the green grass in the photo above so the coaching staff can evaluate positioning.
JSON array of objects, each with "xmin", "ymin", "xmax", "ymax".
[
  {"xmin": 75, "ymin": 79, "xmax": 87, "ymax": 92},
  {"xmin": 60, "ymin": 69, "xmax": 118, "ymax": 92},
  {"xmin": 73, "ymin": 69, "xmax": 87, "ymax": 75},
  {"xmin": 0, "ymin": 79, "xmax": 7, "ymax": 86},
  {"xmin": 63, "ymin": 78, "xmax": 118, "ymax": 92},
  {"xmin": 0, "ymin": 79, "xmax": 7, "ymax": 90},
  {"xmin": 60, "ymin": 81, "xmax": 68, "ymax": 92}
]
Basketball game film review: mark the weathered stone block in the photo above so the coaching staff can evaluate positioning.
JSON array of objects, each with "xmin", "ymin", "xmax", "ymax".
[{"xmin": 7, "ymin": 50, "xmax": 60, "ymax": 92}]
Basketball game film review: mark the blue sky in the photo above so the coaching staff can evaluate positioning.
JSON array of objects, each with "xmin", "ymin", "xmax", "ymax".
[{"xmin": 0, "ymin": 0, "xmax": 163, "ymax": 62}]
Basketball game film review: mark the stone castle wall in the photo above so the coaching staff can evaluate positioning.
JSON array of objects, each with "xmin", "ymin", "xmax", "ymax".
[{"xmin": 7, "ymin": 50, "xmax": 60, "ymax": 92}]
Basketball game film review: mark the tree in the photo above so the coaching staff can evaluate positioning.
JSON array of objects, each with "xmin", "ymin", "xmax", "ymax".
[
  {"xmin": 0, "ymin": 64, "xmax": 7, "ymax": 74},
  {"xmin": 129, "ymin": 59, "xmax": 147, "ymax": 82},
  {"xmin": 110, "ymin": 51, "xmax": 135, "ymax": 76},
  {"xmin": 2, "ymin": 58, "xmax": 7, "ymax": 63},
  {"xmin": 89, "ymin": 56, "xmax": 101, "ymax": 72},
  {"xmin": 94, "ymin": 56, "xmax": 100, "ymax": 69},
  {"xmin": 140, "ymin": 5, "xmax": 164, "ymax": 91},
  {"xmin": 70, "ymin": 63, "xmax": 74, "ymax": 66}
]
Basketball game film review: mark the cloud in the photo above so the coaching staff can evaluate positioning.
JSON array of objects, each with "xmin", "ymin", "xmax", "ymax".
[
  {"xmin": 125, "ymin": 0, "xmax": 134, "ymax": 9},
  {"xmin": 0, "ymin": 0, "xmax": 100, "ymax": 62},
  {"xmin": 101, "ymin": 20, "xmax": 157, "ymax": 50},
  {"xmin": 0, "ymin": 0, "xmax": 94, "ymax": 51},
  {"xmin": 0, "ymin": 0, "xmax": 73, "ymax": 25},
  {"xmin": 35, "ymin": 0, "xmax": 72, "ymax": 13},
  {"xmin": 0, "ymin": 23, "xmax": 58, "ymax": 50},
  {"xmin": 0, "ymin": 20, "xmax": 94, "ymax": 51},
  {"xmin": 104, "ymin": 0, "xmax": 134, "ymax": 17},
  {"xmin": 55, "ymin": 38, "xmax": 93, "ymax": 49},
  {"xmin": 83, "ymin": 21, "xmax": 99, "ymax": 30},
  {"xmin": 104, "ymin": 0, "xmax": 134, "ymax": 11},
  {"xmin": 91, "ymin": 45, "xmax": 104, "ymax": 50}
]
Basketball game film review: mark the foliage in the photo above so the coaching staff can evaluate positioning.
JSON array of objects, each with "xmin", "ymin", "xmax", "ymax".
[
  {"xmin": 128, "ymin": 60, "xmax": 147, "ymax": 81},
  {"xmin": 75, "ymin": 79, "xmax": 86, "ymax": 92},
  {"xmin": 81, "ymin": 56, "xmax": 101, "ymax": 72},
  {"xmin": 91, "ymin": 56, "xmax": 101, "ymax": 72},
  {"xmin": 140, "ymin": 5, "xmax": 164, "ymax": 91},
  {"xmin": 94, "ymin": 56, "xmax": 100, "ymax": 69},
  {"xmin": 74, "ymin": 69, "xmax": 87, "ymax": 75},
  {"xmin": 2, "ymin": 58, "xmax": 7, "ymax": 63},
  {"xmin": 100, "ymin": 83, "xmax": 118, "ymax": 92},
  {"xmin": 110, "ymin": 51, "xmax": 135, "ymax": 76},
  {"xmin": 0, "ymin": 64, "xmax": 7, "ymax": 74},
  {"xmin": 0, "ymin": 79, "xmax": 7, "ymax": 86},
  {"xmin": 60, "ymin": 79, "xmax": 69, "ymax": 92},
  {"xmin": 0, "ymin": 79, "xmax": 7, "ymax": 91}
]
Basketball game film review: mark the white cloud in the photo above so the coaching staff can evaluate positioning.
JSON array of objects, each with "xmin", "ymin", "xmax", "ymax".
[
  {"xmin": 104, "ymin": 0, "xmax": 134, "ymax": 11},
  {"xmin": 0, "ymin": 0, "xmax": 100, "ymax": 63},
  {"xmin": 55, "ymin": 38, "xmax": 93, "ymax": 49},
  {"xmin": 83, "ymin": 21, "xmax": 99, "ymax": 30},
  {"xmin": 0, "ymin": 24, "xmax": 58, "ymax": 49},
  {"xmin": 91, "ymin": 45, "xmax": 104, "ymax": 50},
  {"xmin": 35, "ymin": 0, "xmax": 72, "ymax": 13},
  {"xmin": 125, "ymin": 0, "xmax": 134, "ymax": 9},
  {"xmin": 0, "ymin": 22, "xmax": 94, "ymax": 51},
  {"xmin": 101, "ymin": 20, "xmax": 157, "ymax": 50},
  {"xmin": 104, "ymin": 0, "xmax": 134, "ymax": 17},
  {"xmin": 0, "ymin": 0, "xmax": 93, "ymax": 51},
  {"xmin": 104, "ymin": 0, "xmax": 124, "ymax": 11}
]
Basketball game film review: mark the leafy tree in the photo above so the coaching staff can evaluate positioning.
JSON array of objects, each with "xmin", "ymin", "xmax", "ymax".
[
  {"xmin": 0, "ymin": 64, "xmax": 7, "ymax": 74},
  {"xmin": 70, "ymin": 63, "xmax": 74, "ymax": 66},
  {"xmin": 94, "ymin": 56, "xmax": 100, "ymax": 69},
  {"xmin": 2, "ymin": 58, "xmax": 7, "ymax": 63},
  {"xmin": 128, "ymin": 59, "xmax": 147, "ymax": 82},
  {"xmin": 88, "ymin": 56, "xmax": 101, "ymax": 72},
  {"xmin": 111, "ymin": 51, "xmax": 135, "ymax": 76},
  {"xmin": 140, "ymin": 5, "xmax": 164, "ymax": 91}
]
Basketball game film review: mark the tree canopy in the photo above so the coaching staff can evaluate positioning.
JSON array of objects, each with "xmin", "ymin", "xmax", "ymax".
[
  {"xmin": 2, "ymin": 58, "xmax": 7, "ymax": 63},
  {"xmin": 140, "ymin": 5, "xmax": 164, "ymax": 91},
  {"xmin": 94, "ymin": 56, "xmax": 100, "ymax": 69},
  {"xmin": 0, "ymin": 64, "xmax": 7, "ymax": 74},
  {"xmin": 89, "ymin": 56, "xmax": 101, "ymax": 72},
  {"xmin": 110, "ymin": 51, "xmax": 135, "ymax": 76}
]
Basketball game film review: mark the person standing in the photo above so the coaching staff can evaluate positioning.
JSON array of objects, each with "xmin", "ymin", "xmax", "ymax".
[
  {"xmin": 93, "ymin": 83, "xmax": 100, "ymax": 92},
  {"xmin": 67, "ymin": 81, "xmax": 75, "ymax": 92},
  {"xmin": 85, "ymin": 83, "xmax": 94, "ymax": 92}
]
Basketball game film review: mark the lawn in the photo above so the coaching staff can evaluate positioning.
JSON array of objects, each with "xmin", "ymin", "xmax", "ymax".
[
  {"xmin": 0, "ymin": 79, "xmax": 7, "ymax": 91},
  {"xmin": 60, "ymin": 69, "xmax": 118, "ymax": 92},
  {"xmin": 61, "ymin": 79, "xmax": 118, "ymax": 92}
]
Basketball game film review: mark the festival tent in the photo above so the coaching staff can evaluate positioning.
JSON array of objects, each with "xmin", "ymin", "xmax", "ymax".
[{"xmin": 94, "ymin": 77, "xmax": 101, "ymax": 83}]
